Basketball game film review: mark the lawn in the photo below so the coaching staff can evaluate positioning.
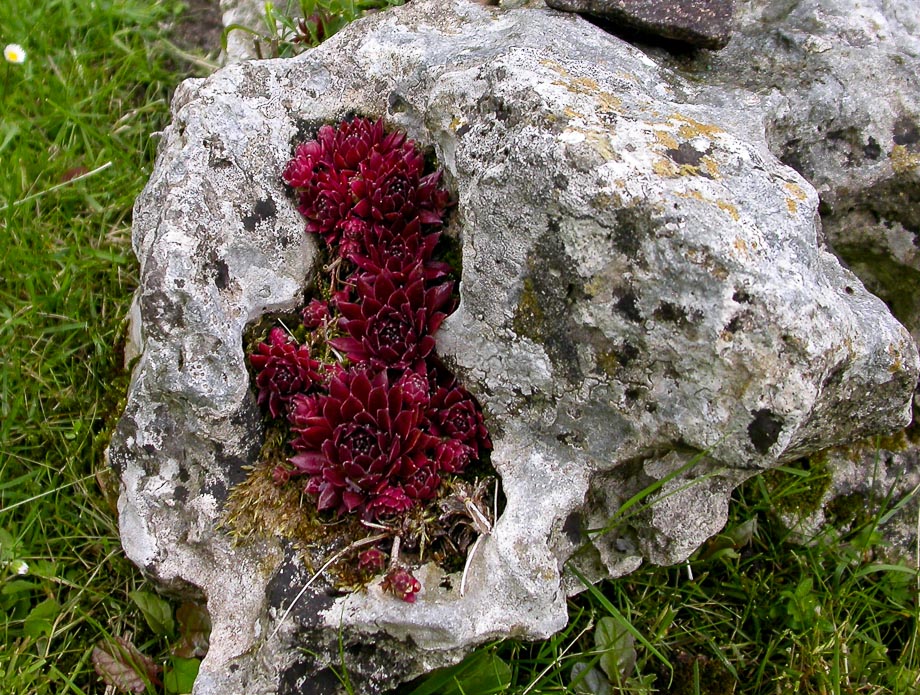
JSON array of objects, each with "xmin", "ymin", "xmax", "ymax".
[{"xmin": 1, "ymin": 1, "xmax": 918, "ymax": 693}]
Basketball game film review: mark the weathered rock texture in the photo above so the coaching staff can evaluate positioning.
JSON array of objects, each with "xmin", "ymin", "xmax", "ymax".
[
  {"xmin": 657, "ymin": 0, "xmax": 920, "ymax": 556},
  {"xmin": 109, "ymin": 1, "xmax": 920, "ymax": 693},
  {"xmin": 546, "ymin": 0, "xmax": 735, "ymax": 49}
]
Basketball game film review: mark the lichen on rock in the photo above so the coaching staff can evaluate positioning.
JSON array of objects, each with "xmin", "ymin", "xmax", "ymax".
[{"xmin": 109, "ymin": 1, "xmax": 920, "ymax": 693}]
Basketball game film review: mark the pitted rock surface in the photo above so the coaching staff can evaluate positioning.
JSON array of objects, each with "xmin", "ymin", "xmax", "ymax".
[
  {"xmin": 109, "ymin": 1, "xmax": 919, "ymax": 693},
  {"xmin": 546, "ymin": 0, "xmax": 735, "ymax": 49},
  {"xmin": 688, "ymin": 0, "xmax": 920, "ymax": 557}
]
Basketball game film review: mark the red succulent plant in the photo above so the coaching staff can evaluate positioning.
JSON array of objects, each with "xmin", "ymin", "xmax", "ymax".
[
  {"xmin": 251, "ymin": 118, "xmax": 493, "ymax": 535},
  {"xmin": 382, "ymin": 566, "xmax": 422, "ymax": 603},
  {"xmin": 330, "ymin": 266, "xmax": 453, "ymax": 370},
  {"xmin": 357, "ymin": 548, "xmax": 387, "ymax": 572},
  {"xmin": 250, "ymin": 327, "xmax": 322, "ymax": 418},
  {"xmin": 348, "ymin": 217, "xmax": 449, "ymax": 280},
  {"xmin": 287, "ymin": 367, "xmax": 441, "ymax": 518},
  {"xmin": 282, "ymin": 117, "xmax": 450, "ymax": 253},
  {"xmin": 301, "ymin": 298, "xmax": 331, "ymax": 330},
  {"xmin": 428, "ymin": 376, "xmax": 492, "ymax": 451}
]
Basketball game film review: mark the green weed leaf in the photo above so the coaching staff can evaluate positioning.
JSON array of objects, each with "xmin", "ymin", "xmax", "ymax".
[
  {"xmin": 408, "ymin": 650, "xmax": 511, "ymax": 695},
  {"xmin": 596, "ymin": 615, "xmax": 637, "ymax": 682},
  {"xmin": 571, "ymin": 662, "xmax": 613, "ymax": 695},
  {"xmin": 130, "ymin": 589, "xmax": 175, "ymax": 637},
  {"xmin": 164, "ymin": 656, "xmax": 200, "ymax": 694},
  {"xmin": 23, "ymin": 598, "xmax": 60, "ymax": 638}
]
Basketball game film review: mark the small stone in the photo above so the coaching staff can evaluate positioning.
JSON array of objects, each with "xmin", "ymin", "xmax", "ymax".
[{"xmin": 546, "ymin": 0, "xmax": 735, "ymax": 49}]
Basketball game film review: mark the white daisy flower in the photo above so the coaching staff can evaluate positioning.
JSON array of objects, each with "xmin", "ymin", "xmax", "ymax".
[{"xmin": 4, "ymin": 44, "xmax": 26, "ymax": 64}]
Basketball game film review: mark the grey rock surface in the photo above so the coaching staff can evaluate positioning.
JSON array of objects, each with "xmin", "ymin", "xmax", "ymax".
[
  {"xmin": 546, "ymin": 0, "xmax": 735, "ymax": 49},
  {"xmin": 110, "ymin": 1, "xmax": 919, "ymax": 693},
  {"xmin": 766, "ymin": 427, "xmax": 920, "ymax": 560},
  {"xmin": 673, "ymin": 0, "xmax": 920, "ymax": 555},
  {"xmin": 677, "ymin": 0, "xmax": 920, "ymax": 346}
]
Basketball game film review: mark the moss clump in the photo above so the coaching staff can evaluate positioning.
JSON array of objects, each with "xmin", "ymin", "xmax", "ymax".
[
  {"xmin": 762, "ymin": 451, "xmax": 832, "ymax": 518},
  {"xmin": 657, "ymin": 652, "xmax": 735, "ymax": 695},
  {"xmin": 512, "ymin": 276, "xmax": 545, "ymax": 342},
  {"xmin": 594, "ymin": 348, "xmax": 620, "ymax": 378},
  {"xmin": 825, "ymin": 491, "xmax": 877, "ymax": 531}
]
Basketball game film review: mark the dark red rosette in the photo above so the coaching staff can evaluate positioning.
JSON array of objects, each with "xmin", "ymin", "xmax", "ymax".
[
  {"xmin": 363, "ymin": 485, "xmax": 413, "ymax": 519},
  {"xmin": 401, "ymin": 464, "xmax": 441, "ymax": 501},
  {"xmin": 301, "ymin": 298, "xmax": 331, "ymax": 330},
  {"xmin": 288, "ymin": 368, "xmax": 438, "ymax": 519},
  {"xmin": 282, "ymin": 118, "xmax": 449, "ymax": 254},
  {"xmin": 434, "ymin": 439, "xmax": 477, "ymax": 474},
  {"xmin": 349, "ymin": 152, "xmax": 448, "ymax": 228},
  {"xmin": 357, "ymin": 548, "xmax": 386, "ymax": 572},
  {"xmin": 250, "ymin": 327, "xmax": 322, "ymax": 418},
  {"xmin": 347, "ymin": 217, "xmax": 449, "ymax": 281},
  {"xmin": 382, "ymin": 566, "xmax": 422, "ymax": 603},
  {"xmin": 395, "ymin": 368, "xmax": 430, "ymax": 409},
  {"xmin": 330, "ymin": 266, "xmax": 453, "ymax": 370},
  {"xmin": 428, "ymin": 376, "xmax": 492, "ymax": 452}
]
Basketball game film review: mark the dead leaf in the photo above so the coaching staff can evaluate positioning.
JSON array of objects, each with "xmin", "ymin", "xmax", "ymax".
[
  {"xmin": 92, "ymin": 636, "xmax": 162, "ymax": 693},
  {"xmin": 172, "ymin": 601, "xmax": 211, "ymax": 659}
]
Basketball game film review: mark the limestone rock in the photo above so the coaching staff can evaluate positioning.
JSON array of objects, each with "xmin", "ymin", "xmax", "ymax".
[
  {"xmin": 546, "ymin": 0, "xmax": 735, "ymax": 49},
  {"xmin": 686, "ymin": 0, "xmax": 920, "ymax": 346},
  {"xmin": 109, "ymin": 1, "xmax": 919, "ymax": 693},
  {"xmin": 686, "ymin": 0, "xmax": 920, "ymax": 555}
]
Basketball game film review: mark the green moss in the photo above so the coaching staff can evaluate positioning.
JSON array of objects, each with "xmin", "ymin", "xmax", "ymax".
[
  {"xmin": 762, "ymin": 451, "xmax": 832, "ymax": 517},
  {"xmin": 661, "ymin": 652, "xmax": 735, "ymax": 695},
  {"xmin": 512, "ymin": 276, "xmax": 546, "ymax": 342},
  {"xmin": 595, "ymin": 348, "xmax": 620, "ymax": 378},
  {"xmin": 835, "ymin": 245, "xmax": 920, "ymax": 334},
  {"xmin": 825, "ymin": 491, "xmax": 877, "ymax": 530}
]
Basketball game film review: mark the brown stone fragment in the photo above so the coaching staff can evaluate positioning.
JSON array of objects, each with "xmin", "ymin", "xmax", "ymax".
[{"xmin": 545, "ymin": 0, "xmax": 735, "ymax": 49}]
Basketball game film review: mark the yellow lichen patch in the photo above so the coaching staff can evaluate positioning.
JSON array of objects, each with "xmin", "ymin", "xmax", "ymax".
[
  {"xmin": 563, "ymin": 106, "xmax": 586, "ymax": 121},
  {"xmin": 572, "ymin": 76, "xmax": 600, "ymax": 91},
  {"xmin": 784, "ymin": 182, "xmax": 808, "ymax": 200},
  {"xmin": 717, "ymin": 200, "xmax": 740, "ymax": 220},
  {"xmin": 552, "ymin": 78, "xmax": 623, "ymax": 114},
  {"xmin": 891, "ymin": 144, "xmax": 920, "ymax": 173},
  {"xmin": 783, "ymin": 182, "xmax": 808, "ymax": 215},
  {"xmin": 654, "ymin": 158, "xmax": 680, "ymax": 178},
  {"xmin": 888, "ymin": 343, "xmax": 906, "ymax": 374},
  {"xmin": 674, "ymin": 189, "xmax": 740, "ymax": 221},
  {"xmin": 733, "ymin": 237, "xmax": 748, "ymax": 255},
  {"xmin": 449, "ymin": 116, "xmax": 465, "ymax": 132},
  {"xmin": 596, "ymin": 91, "xmax": 622, "ymax": 113},
  {"xmin": 586, "ymin": 132, "xmax": 617, "ymax": 160},
  {"xmin": 702, "ymin": 156, "xmax": 721, "ymax": 179},
  {"xmin": 672, "ymin": 114, "xmax": 724, "ymax": 139},
  {"xmin": 540, "ymin": 58, "xmax": 569, "ymax": 76},
  {"xmin": 654, "ymin": 130, "xmax": 680, "ymax": 150}
]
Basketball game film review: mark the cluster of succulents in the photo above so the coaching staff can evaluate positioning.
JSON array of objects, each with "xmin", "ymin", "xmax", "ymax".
[{"xmin": 248, "ymin": 119, "xmax": 492, "ymax": 602}]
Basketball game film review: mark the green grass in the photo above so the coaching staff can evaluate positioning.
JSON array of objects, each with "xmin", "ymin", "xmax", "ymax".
[
  {"xmin": 405, "ymin": 460, "xmax": 920, "ymax": 694},
  {"xmin": 1, "ymin": 1, "xmax": 919, "ymax": 694},
  {"xmin": 0, "ymin": 0, "xmax": 194, "ymax": 692}
]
